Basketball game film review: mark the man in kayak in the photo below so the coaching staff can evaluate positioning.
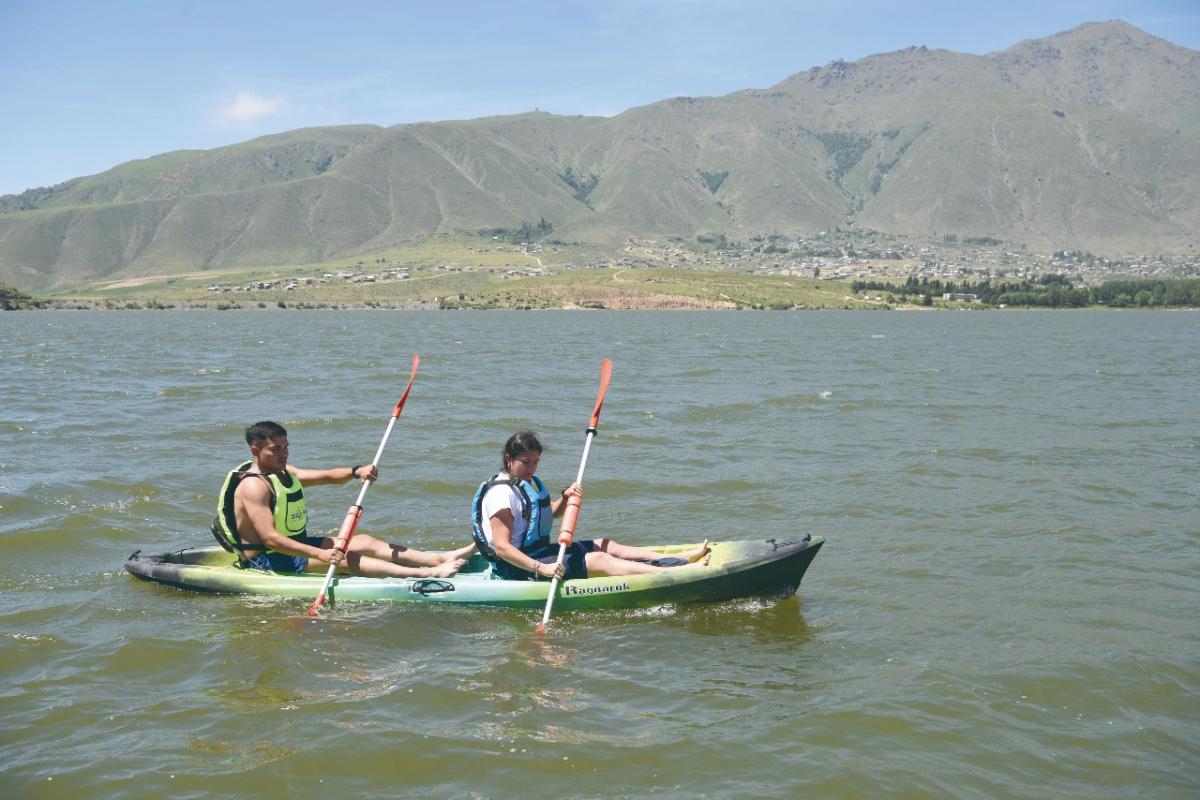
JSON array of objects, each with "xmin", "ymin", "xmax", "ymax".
[
  {"xmin": 214, "ymin": 421, "xmax": 473, "ymax": 577},
  {"xmin": 471, "ymin": 431, "xmax": 710, "ymax": 581}
]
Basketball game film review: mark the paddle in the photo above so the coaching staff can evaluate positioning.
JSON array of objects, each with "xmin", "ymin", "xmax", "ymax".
[
  {"xmin": 305, "ymin": 355, "xmax": 420, "ymax": 617},
  {"xmin": 536, "ymin": 357, "xmax": 612, "ymax": 633}
]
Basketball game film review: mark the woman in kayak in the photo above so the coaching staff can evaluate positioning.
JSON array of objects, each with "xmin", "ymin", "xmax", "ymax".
[{"xmin": 471, "ymin": 431, "xmax": 709, "ymax": 581}]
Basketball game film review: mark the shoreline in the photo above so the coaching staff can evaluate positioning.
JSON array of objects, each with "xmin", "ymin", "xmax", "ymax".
[{"xmin": 7, "ymin": 301, "xmax": 1196, "ymax": 313}]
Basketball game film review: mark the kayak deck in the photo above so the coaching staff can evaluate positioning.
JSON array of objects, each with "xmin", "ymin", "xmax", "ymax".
[{"xmin": 125, "ymin": 536, "xmax": 823, "ymax": 612}]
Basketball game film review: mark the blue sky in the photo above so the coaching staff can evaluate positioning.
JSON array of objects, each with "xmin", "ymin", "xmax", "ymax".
[{"xmin": 1, "ymin": 0, "xmax": 1197, "ymax": 196}]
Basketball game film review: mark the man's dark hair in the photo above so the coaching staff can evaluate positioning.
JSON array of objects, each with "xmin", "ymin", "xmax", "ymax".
[{"xmin": 245, "ymin": 421, "xmax": 287, "ymax": 445}]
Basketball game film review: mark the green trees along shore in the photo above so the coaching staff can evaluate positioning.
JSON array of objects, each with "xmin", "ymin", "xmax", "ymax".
[{"xmin": 850, "ymin": 276, "xmax": 1200, "ymax": 309}]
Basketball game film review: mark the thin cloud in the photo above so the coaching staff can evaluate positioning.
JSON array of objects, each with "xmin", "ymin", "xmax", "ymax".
[{"xmin": 212, "ymin": 91, "xmax": 284, "ymax": 126}]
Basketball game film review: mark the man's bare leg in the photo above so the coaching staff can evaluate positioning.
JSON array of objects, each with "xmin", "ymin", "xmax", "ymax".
[
  {"xmin": 333, "ymin": 551, "xmax": 462, "ymax": 578},
  {"xmin": 332, "ymin": 534, "xmax": 468, "ymax": 573}
]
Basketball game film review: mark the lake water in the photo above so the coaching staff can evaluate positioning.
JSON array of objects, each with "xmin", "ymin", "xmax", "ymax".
[{"xmin": 1, "ymin": 310, "xmax": 1197, "ymax": 798}]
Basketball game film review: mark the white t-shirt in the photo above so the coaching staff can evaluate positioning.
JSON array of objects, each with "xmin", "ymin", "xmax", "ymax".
[{"xmin": 479, "ymin": 473, "xmax": 528, "ymax": 546}]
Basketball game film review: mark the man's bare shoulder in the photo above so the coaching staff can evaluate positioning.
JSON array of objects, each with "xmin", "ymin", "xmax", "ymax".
[{"xmin": 235, "ymin": 473, "xmax": 271, "ymax": 503}]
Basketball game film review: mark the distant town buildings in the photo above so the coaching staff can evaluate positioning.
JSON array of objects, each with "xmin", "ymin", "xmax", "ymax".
[
  {"xmin": 201, "ymin": 233, "xmax": 1196, "ymax": 297},
  {"xmin": 206, "ymin": 265, "xmax": 415, "ymax": 293},
  {"xmin": 619, "ymin": 235, "xmax": 1197, "ymax": 285}
]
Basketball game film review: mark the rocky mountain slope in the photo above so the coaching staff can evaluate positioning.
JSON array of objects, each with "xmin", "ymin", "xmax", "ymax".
[{"xmin": 2, "ymin": 21, "xmax": 1196, "ymax": 290}]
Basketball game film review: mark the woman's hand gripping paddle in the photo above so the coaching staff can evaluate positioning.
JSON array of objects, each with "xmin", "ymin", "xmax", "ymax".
[
  {"xmin": 536, "ymin": 358, "xmax": 612, "ymax": 633},
  {"xmin": 305, "ymin": 355, "xmax": 420, "ymax": 617}
]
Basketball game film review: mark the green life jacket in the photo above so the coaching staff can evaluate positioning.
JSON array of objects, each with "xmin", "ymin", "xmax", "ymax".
[{"xmin": 210, "ymin": 460, "xmax": 308, "ymax": 553}]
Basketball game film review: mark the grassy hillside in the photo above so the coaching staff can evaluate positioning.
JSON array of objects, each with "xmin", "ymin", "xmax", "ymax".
[
  {"xmin": 48, "ymin": 268, "xmax": 875, "ymax": 312},
  {"xmin": 40, "ymin": 233, "xmax": 877, "ymax": 310},
  {"xmin": 2, "ymin": 21, "xmax": 1197, "ymax": 292}
]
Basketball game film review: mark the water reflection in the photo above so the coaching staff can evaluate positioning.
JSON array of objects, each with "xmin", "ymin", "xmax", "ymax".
[
  {"xmin": 4, "ymin": 310, "xmax": 1197, "ymax": 798},
  {"xmin": 520, "ymin": 630, "xmax": 575, "ymax": 669},
  {"xmin": 669, "ymin": 596, "xmax": 815, "ymax": 643}
]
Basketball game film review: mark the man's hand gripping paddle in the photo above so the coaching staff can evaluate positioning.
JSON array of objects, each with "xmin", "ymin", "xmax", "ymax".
[
  {"xmin": 536, "ymin": 358, "xmax": 612, "ymax": 633},
  {"xmin": 305, "ymin": 355, "xmax": 420, "ymax": 617}
]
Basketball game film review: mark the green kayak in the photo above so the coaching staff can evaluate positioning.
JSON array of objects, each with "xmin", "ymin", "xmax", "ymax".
[{"xmin": 125, "ymin": 536, "xmax": 823, "ymax": 612}]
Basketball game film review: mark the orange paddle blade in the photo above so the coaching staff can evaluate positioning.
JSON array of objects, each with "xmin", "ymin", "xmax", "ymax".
[
  {"xmin": 589, "ymin": 358, "xmax": 612, "ymax": 430},
  {"xmin": 391, "ymin": 355, "xmax": 420, "ymax": 418}
]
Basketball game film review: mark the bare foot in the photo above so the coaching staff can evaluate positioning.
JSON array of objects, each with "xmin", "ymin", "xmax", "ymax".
[
  {"xmin": 680, "ymin": 539, "xmax": 711, "ymax": 565},
  {"xmin": 442, "ymin": 543, "xmax": 477, "ymax": 563},
  {"xmin": 428, "ymin": 558, "xmax": 466, "ymax": 578}
]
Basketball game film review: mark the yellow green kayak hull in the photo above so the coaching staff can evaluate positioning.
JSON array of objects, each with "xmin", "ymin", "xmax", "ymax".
[{"xmin": 125, "ymin": 536, "xmax": 822, "ymax": 611}]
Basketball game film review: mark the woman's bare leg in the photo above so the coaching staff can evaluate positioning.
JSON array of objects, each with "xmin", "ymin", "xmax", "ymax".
[
  {"xmin": 583, "ymin": 550, "xmax": 663, "ymax": 577},
  {"xmin": 596, "ymin": 538, "xmax": 711, "ymax": 565}
]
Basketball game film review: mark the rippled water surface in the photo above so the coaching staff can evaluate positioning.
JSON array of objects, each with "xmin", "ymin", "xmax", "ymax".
[{"xmin": 1, "ymin": 310, "xmax": 1197, "ymax": 798}]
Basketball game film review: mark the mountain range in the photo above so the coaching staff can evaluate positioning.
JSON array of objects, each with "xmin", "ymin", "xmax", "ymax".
[{"xmin": 2, "ymin": 20, "xmax": 1197, "ymax": 291}]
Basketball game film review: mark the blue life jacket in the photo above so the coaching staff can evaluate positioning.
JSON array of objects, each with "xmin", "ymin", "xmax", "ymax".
[{"xmin": 470, "ymin": 474, "xmax": 552, "ymax": 561}]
